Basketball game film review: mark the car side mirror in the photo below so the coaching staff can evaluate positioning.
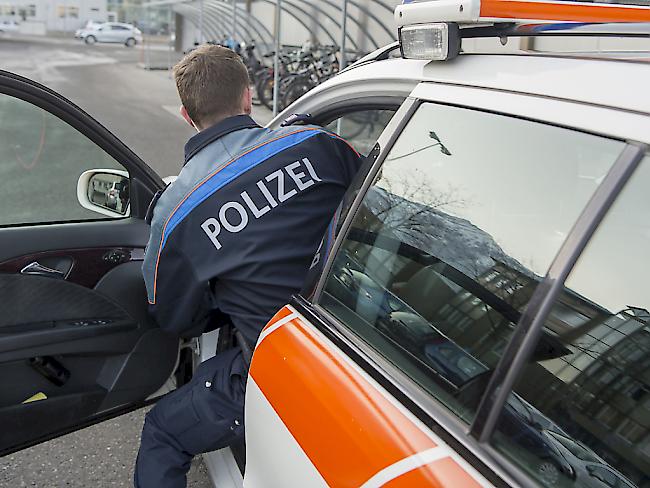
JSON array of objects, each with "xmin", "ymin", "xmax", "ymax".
[{"xmin": 77, "ymin": 169, "xmax": 130, "ymax": 217}]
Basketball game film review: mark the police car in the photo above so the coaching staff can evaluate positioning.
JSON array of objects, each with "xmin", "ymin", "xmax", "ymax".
[{"xmin": 0, "ymin": 0, "xmax": 649, "ymax": 487}]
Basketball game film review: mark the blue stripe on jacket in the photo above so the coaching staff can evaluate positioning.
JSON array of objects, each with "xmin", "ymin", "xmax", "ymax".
[{"xmin": 160, "ymin": 128, "xmax": 322, "ymax": 249}]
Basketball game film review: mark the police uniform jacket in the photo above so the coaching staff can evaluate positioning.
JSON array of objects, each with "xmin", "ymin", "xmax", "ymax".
[{"xmin": 142, "ymin": 115, "xmax": 361, "ymax": 345}]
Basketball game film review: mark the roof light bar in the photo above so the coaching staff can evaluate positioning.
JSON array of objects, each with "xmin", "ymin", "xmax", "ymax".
[
  {"xmin": 396, "ymin": 0, "xmax": 481, "ymax": 27},
  {"xmin": 399, "ymin": 22, "xmax": 461, "ymax": 60},
  {"xmin": 396, "ymin": 0, "xmax": 650, "ymax": 26}
]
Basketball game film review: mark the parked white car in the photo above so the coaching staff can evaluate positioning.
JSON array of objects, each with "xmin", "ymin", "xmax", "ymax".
[
  {"xmin": 78, "ymin": 22, "xmax": 142, "ymax": 47},
  {"xmin": 0, "ymin": 21, "xmax": 19, "ymax": 33},
  {"xmin": 74, "ymin": 20, "xmax": 103, "ymax": 39}
]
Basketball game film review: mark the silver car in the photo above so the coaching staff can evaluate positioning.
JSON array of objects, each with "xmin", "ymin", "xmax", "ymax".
[{"xmin": 79, "ymin": 22, "xmax": 142, "ymax": 47}]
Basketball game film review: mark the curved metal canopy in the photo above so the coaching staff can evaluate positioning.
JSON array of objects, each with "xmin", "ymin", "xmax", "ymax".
[
  {"xmin": 172, "ymin": 0, "xmax": 396, "ymax": 54},
  {"xmin": 175, "ymin": 1, "xmax": 274, "ymax": 46},
  {"xmin": 203, "ymin": 1, "xmax": 274, "ymax": 44}
]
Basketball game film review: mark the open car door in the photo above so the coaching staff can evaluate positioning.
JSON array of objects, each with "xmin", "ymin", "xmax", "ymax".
[{"xmin": 0, "ymin": 70, "xmax": 178, "ymax": 455}]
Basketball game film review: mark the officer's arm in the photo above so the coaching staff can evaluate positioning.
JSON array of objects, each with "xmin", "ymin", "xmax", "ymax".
[
  {"xmin": 329, "ymin": 134, "xmax": 364, "ymax": 185},
  {"xmin": 143, "ymin": 194, "xmax": 214, "ymax": 339},
  {"xmin": 147, "ymin": 246, "xmax": 214, "ymax": 338}
]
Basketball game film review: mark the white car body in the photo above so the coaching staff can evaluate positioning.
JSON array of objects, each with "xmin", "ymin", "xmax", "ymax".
[
  {"xmin": 197, "ymin": 36, "xmax": 650, "ymax": 487},
  {"xmin": 74, "ymin": 20, "xmax": 103, "ymax": 38}
]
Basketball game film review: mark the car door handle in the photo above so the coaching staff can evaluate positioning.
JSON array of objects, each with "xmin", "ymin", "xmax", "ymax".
[{"xmin": 20, "ymin": 262, "xmax": 66, "ymax": 279}]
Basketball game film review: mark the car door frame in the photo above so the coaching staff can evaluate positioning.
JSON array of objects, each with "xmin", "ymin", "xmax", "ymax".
[
  {"xmin": 0, "ymin": 70, "xmax": 175, "ymax": 456},
  {"xmin": 286, "ymin": 82, "xmax": 650, "ymax": 487}
]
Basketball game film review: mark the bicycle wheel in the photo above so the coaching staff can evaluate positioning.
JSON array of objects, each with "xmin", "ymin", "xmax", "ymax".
[
  {"xmin": 282, "ymin": 77, "xmax": 314, "ymax": 108},
  {"xmin": 257, "ymin": 75, "xmax": 275, "ymax": 111}
]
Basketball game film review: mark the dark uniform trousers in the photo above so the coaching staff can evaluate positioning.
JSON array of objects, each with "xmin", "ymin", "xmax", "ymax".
[{"xmin": 134, "ymin": 347, "xmax": 247, "ymax": 488}]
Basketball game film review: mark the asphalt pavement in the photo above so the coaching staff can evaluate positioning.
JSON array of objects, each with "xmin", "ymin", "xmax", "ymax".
[
  {"xmin": 0, "ymin": 33, "xmax": 272, "ymax": 487},
  {"xmin": 1, "ymin": 408, "xmax": 211, "ymax": 488}
]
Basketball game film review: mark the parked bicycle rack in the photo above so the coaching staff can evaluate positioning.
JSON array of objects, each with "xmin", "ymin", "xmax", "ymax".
[{"xmin": 141, "ymin": 0, "xmax": 398, "ymax": 114}]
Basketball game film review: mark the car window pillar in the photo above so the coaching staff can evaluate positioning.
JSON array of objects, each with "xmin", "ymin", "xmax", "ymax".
[{"xmin": 470, "ymin": 142, "xmax": 649, "ymax": 443}]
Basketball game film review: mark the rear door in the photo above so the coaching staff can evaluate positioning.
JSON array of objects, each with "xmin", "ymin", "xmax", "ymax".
[
  {"xmin": 244, "ymin": 81, "xmax": 650, "ymax": 486},
  {"xmin": 0, "ymin": 70, "xmax": 178, "ymax": 455}
]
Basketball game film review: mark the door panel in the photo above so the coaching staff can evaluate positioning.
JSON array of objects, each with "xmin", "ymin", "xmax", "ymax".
[
  {"xmin": 0, "ymin": 71, "xmax": 175, "ymax": 456},
  {"xmin": 0, "ymin": 226, "xmax": 178, "ymax": 455},
  {"xmin": 0, "ymin": 219, "xmax": 151, "ymax": 259},
  {"xmin": 0, "ymin": 246, "xmax": 144, "ymax": 287}
]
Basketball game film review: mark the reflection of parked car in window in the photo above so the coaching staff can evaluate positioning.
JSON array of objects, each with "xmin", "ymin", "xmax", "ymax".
[{"xmin": 542, "ymin": 430, "xmax": 636, "ymax": 488}]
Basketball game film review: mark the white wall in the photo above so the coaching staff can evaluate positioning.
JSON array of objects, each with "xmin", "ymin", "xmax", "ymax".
[
  {"xmin": 0, "ymin": 0, "xmax": 107, "ymax": 33},
  {"xmin": 19, "ymin": 20, "xmax": 47, "ymax": 34}
]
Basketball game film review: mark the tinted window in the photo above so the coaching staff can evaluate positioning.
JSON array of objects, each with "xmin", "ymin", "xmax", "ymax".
[
  {"xmin": 0, "ymin": 94, "xmax": 127, "ymax": 225},
  {"xmin": 323, "ymin": 109, "xmax": 395, "ymax": 157},
  {"xmin": 492, "ymin": 158, "xmax": 649, "ymax": 487},
  {"xmin": 318, "ymin": 102, "xmax": 625, "ymax": 425}
]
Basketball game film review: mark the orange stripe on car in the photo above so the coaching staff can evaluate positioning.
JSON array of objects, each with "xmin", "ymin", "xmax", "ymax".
[
  {"xmin": 264, "ymin": 306, "xmax": 295, "ymax": 326},
  {"xmin": 385, "ymin": 458, "xmax": 482, "ymax": 487},
  {"xmin": 480, "ymin": 0, "xmax": 650, "ymax": 22},
  {"xmin": 250, "ymin": 307, "xmax": 484, "ymax": 487}
]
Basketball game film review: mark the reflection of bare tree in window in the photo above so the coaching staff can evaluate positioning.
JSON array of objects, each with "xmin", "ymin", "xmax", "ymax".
[{"xmin": 373, "ymin": 174, "xmax": 466, "ymax": 234}]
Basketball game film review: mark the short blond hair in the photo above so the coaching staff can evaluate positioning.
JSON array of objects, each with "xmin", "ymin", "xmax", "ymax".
[{"xmin": 173, "ymin": 45, "xmax": 250, "ymax": 127}]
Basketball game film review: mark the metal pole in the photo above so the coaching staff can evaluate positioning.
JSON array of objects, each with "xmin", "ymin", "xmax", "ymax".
[
  {"xmin": 145, "ymin": 5, "xmax": 151, "ymax": 68},
  {"xmin": 232, "ymin": 0, "xmax": 237, "ymax": 43},
  {"xmin": 339, "ymin": 0, "xmax": 349, "ymax": 69},
  {"xmin": 246, "ymin": 0, "xmax": 251, "ymax": 39},
  {"xmin": 335, "ymin": 0, "xmax": 349, "ymax": 134},
  {"xmin": 167, "ymin": 6, "xmax": 172, "ymax": 76},
  {"xmin": 272, "ymin": 0, "xmax": 281, "ymax": 116},
  {"xmin": 199, "ymin": 0, "xmax": 204, "ymax": 43}
]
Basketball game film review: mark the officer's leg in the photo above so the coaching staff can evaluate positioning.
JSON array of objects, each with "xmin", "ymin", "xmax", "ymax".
[{"xmin": 134, "ymin": 348, "xmax": 246, "ymax": 488}]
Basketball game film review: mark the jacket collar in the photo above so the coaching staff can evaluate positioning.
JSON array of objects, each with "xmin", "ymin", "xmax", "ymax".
[{"xmin": 184, "ymin": 114, "xmax": 260, "ymax": 164}]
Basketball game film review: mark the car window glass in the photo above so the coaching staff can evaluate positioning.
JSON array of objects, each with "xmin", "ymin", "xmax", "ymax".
[
  {"xmin": 492, "ymin": 158, "xmax": 649, "ymax": 488},
  {"xmin": 323, "ymin": 109, "xmax": 396, "ymax": 157},
  {"xmin": 0, "ymin": 93, "xmax": 128, "ymax": 226},
  {"xmin": 318, "ymin": 101, "xmax": 625, "ymax": 425}
]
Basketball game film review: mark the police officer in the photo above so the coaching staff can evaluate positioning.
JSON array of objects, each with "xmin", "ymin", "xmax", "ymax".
[{"xmin": 135, "ymin": 45, "xmax": 361, "ymax": 487}]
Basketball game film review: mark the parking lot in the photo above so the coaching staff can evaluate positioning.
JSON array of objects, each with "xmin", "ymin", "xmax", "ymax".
[{"xmin": 0, "ymin": 33, "xmax": 272, "ymax": 487}]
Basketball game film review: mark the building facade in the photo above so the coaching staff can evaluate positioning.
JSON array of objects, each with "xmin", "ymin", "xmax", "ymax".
[{"xmin": 0, "ymin": 0, "xmax": 108, "ymax": 33}]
